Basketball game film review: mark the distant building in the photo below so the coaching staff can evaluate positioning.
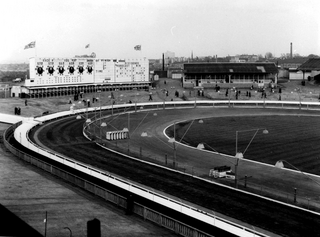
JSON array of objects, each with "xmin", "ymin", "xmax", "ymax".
[
  {"xmin": 183, "ymin": 62, "xmax": 278, "ymax": 89},
  {"xmin": 278, "ymin": 58, "xmax": 307, "ymax": 70},
  {"xmin": 164, "ymin": 51, "xmax": 175, "ymax": 59},
  {"xmin": 168, "ymin": 63, "xmax": 184, "ymax": 79},
  {"xmin": 164, "ymin": 51, "xmax": 175, "ymax": 65},
  {"xmin": 268, "ymin": 57, "xmax": 308, "ymax": 80},
  {"xmin": 230, "ymin": 55, "xmax": 259, "ymax": 63},
  {"xmin": 297, "ymin": 58, "xmax": 320, "ymax": 80}
]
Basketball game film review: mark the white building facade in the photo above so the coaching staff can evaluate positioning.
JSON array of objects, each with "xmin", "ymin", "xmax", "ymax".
[
  {"xmin": 11, "ymin": 57, "xmax": 150, "ymax": 98},
  {"xmin": 26, "ymin": 57, "xmax": 149, "ymax": 87}
]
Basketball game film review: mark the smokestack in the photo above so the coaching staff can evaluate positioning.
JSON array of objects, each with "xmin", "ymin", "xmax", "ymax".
[
  {"xmin": 290, "ymin": 42, "xmax": 293, "ymax": 59},
  {"xmin": 162, "ymin": 53, "xmax": 164, "ymax": 71}
]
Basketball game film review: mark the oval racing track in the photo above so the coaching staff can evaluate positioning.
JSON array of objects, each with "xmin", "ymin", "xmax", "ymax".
[{"xmin": 30, "ymin": 107, "xmax": 320, "ymax": 237}]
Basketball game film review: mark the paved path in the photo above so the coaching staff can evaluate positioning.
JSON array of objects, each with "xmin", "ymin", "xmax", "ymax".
[
  {"xmin": 0, "ymin": 124, "xmax": 177, "ymax": 237},
  {"xmin": 0, "ymin": 113, "xmax": 28, "ymax": 124}
]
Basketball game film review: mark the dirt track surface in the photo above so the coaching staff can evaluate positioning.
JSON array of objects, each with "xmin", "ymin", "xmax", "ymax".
[{"xmin": 30, "ymin": 107, "xmax": 320, "ymax": 237}]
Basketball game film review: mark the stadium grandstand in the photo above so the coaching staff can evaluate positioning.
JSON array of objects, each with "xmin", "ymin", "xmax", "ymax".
[{"xmin": 11, "ymin": 57, "xmax": 150, "ymax": 98}]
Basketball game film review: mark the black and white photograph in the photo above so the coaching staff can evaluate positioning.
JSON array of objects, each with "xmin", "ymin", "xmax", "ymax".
[{"xmin": 0, "ymin": 0, "xmax": 320, "ymax": 236}]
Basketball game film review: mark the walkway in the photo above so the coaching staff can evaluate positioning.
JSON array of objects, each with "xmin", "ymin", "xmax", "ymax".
[{"xmin": 0, "ymin": 113, "xmax": 27, "ymax": 124}]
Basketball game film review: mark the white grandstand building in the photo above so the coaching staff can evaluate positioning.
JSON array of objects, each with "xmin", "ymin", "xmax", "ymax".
[{"xmin": 11, "ymin": 57, "xmax": 150, "ymax": 98}]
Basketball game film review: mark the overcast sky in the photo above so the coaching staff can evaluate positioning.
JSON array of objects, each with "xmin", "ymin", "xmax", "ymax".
[{"xmin": 1, "ymin": 0, "xmax": 319, "ymax": 63}]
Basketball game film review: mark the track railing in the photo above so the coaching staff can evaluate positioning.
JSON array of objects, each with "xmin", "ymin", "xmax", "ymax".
[{"xmin": 7, "ymin": 99, "xmax": 320, "ymax": 237}]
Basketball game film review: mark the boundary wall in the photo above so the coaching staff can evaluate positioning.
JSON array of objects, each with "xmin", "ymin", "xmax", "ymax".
[{"xmin": 7, "ymin": 100, "xmax": 320, "ymax": 237}]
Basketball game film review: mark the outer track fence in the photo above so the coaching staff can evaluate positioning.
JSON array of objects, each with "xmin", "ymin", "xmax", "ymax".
[{"xmin": 5, "ymin": 100, "xmax": 320, "ymax": 237}]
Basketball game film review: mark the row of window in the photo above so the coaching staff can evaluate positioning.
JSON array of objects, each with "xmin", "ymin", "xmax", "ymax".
[
  {"xmin": 32, "ymin": 78, "xmax": 82, "ymax": 85},
  {"xmin": 185, "ymin": 74, "xmax": 270, "ymax": 80},
  {"xmin": 185, "ymin": 79, "xmax": 270, "ymax": 83}
]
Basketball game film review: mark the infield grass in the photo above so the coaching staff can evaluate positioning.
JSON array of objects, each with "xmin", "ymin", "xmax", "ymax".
[{"xmin": 169, "ymin": 115, "xmax": 320, "ymax": 175}]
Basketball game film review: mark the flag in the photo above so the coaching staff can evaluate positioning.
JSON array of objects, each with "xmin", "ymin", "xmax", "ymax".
[
  {"xmin": 134, "ymin": 45, "xmax": 141, "ymax": 51},
  {"xmin": 24, "ymin": 41, "xmax": 36, "ymax": 50},
  {"xmin": 85, "ymin": 44, "xmax": 90, "ymax": 48}
]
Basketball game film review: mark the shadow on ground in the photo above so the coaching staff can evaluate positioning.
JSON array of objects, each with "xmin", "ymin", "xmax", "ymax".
[{"xmin": 0, "ymin": 204, "xmax": 43, "ymax": 237}]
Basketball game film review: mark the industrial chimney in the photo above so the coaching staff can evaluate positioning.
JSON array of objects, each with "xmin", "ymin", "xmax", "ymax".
[
  {"xmin": 290, "ymin": 42, "xmax": 293, "ymax": 59},
  {"xmin": 162, "ymin": 53, "xmax": 164, "ymax": 71}
]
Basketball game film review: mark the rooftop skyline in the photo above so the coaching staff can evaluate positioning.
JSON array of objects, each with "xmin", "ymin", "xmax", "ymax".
[{"xmin": 1, "ymin": 0, "xmax": 319, "ymax": 63}]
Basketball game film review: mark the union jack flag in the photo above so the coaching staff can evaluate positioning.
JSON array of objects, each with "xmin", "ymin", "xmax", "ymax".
[
  {"xmin": 24, "ymin": 41, "xmax": 36, "ymax": 49},
  {"xmin": 134, "ymin": 45, "xmax": 141, "ymax": 51}
]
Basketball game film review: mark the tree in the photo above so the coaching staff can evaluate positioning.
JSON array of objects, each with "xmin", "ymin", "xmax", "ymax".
[
  {"xmin": 307, "ymin": 54, "xmax": 319, "ymax": 58},
  {"xmin": 265, "ymin": 52, "xmax": 273, "ymax": 59},
  {"xmin": 257, "ymin": 54, "xmax": 264, "ymax": 59},
  {"xmin": 280, "ymin": 53, "xmax": 287, "ymax": 59},
  {"xmin": 293, "ymin": 53, "xmax": 301, "ymax": 58}
]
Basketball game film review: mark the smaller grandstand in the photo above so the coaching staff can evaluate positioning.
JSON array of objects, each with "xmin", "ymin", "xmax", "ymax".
[{"xmin": 183, "ymin": 62, "xmax": 278, "ymax": 89}]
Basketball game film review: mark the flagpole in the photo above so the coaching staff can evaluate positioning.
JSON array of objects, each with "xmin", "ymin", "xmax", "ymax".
[
  {"xmin": 44, "ymin": 211, "xmax": 47, "ymax": 237},
  {"xmin": 85, "ymin": 44, "xmax": 90, "ymax": 55}
]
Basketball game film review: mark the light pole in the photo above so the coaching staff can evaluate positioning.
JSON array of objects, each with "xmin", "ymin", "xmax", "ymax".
[
  {"xmin": 295, "ymin": 87, "xmax": 302, "ymax": 109},
  {"xmin": 168, "ymin": 121, "xmax": 177, "ymax": 168},
  {"xmin": 108, "ymin": 95, "xmax": 114, "ymax": 116},
  {"xmin": 235, "ymin": 128, "xmax": 269, "ymax": 157},
  {"xmin": 123, "ymin": 126, "xmax": 130, "ymax": 151},
  {"xmin": 97, "ymin": 89, "xmax": 102, "ymax": 118},
  {"xmin": 263, "ymin": 88, "xmax": 266, "ymax": 108},
  {"xmin": 135, "ymin": 92, "xmax": 139, "ymax": 112},
  {"xmin": 275, "ymin": 159, "xmax": 320, "ymax": 203},
  {"xmin": 228, "ymin": 87, "xmax": 236, "ymax": 107},
  {"xmin": 234, "ymin": 152, "xmax": 244, "ymax": 189},
  {"xmin": 168, "ymin": 137, "xmax": 177, "ymax": 168},
  {"xmin": 168, "ymin": 119, "xmax": 202, "ymax": 169},
  {"xmin": 235, "ymin": 128, "xmax": 269, "ymax": 188},
  {"xmin": 100, "ymin": 122, "xmax": 107, "ymax": 142},
  {"xmin": 194, "ymin": 87, "xmax": 197, "ymax": 108}
]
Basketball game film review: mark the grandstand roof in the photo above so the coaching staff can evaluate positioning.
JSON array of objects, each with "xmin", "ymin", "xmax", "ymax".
[{"xmin": 184, "ymin": 62, "xmax": 278, "ymax": 74}]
